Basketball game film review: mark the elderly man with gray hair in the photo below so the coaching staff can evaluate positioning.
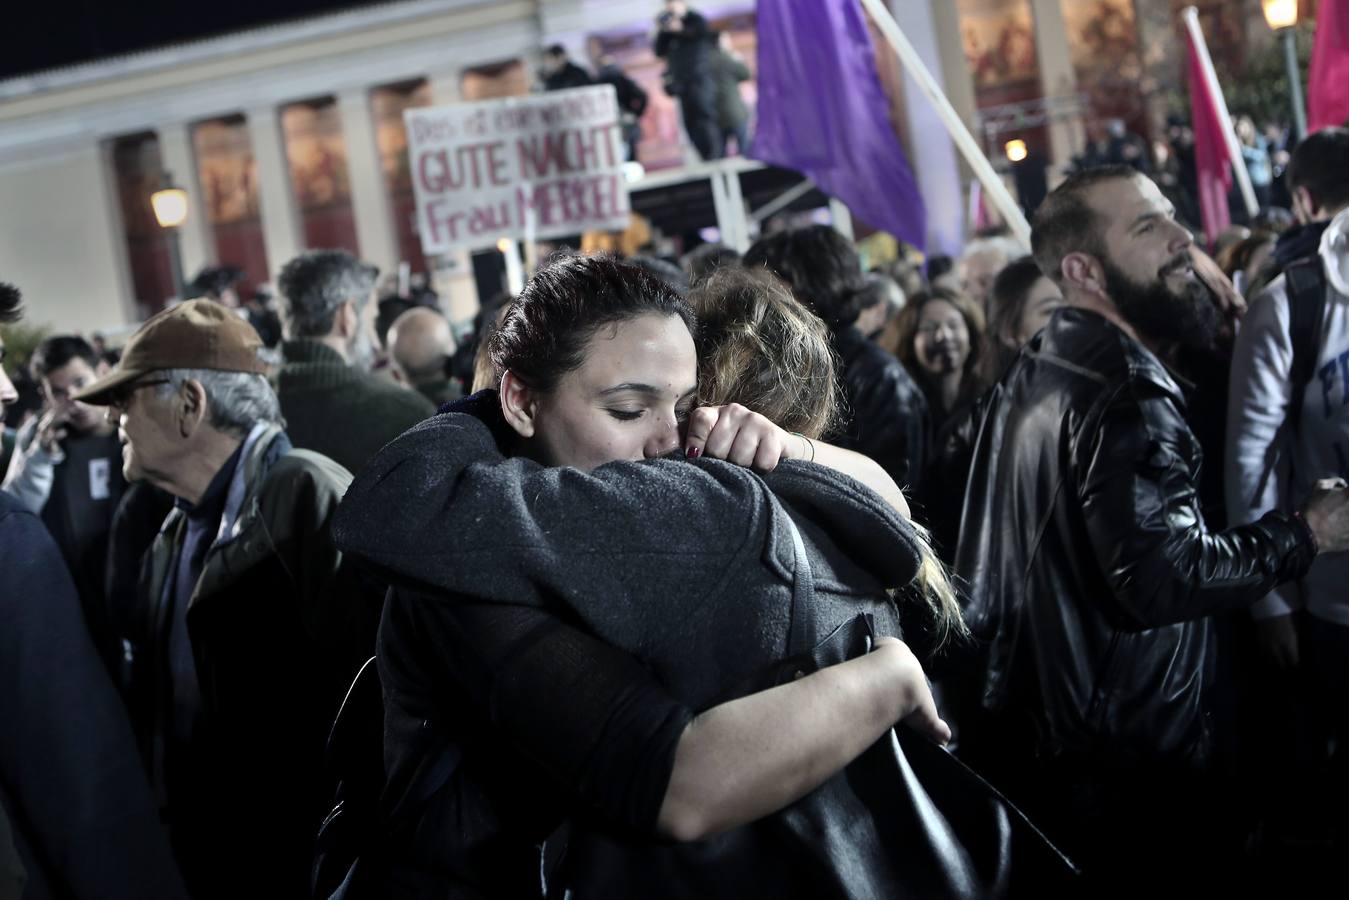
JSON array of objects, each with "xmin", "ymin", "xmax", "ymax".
[
  {"xmin": 276, "ymin": 249, "xmax": 434, "ymax": 474},
  {"xmin": 957, "ymin": 234, "xmax": 1023, "ymax": 315},
  {"xmin": 74, "ymin": 300, "xmax": 375, "ymax": 900}
]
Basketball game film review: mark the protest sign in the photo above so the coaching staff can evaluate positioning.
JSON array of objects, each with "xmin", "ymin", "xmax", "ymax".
[{"xmin": 405, "ymin": 85, "xmax": 630, "ymax": 254}]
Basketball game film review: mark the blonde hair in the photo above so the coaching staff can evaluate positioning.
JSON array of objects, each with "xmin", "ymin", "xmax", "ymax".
[
  {"xmin": 692, "ymin": 268, "xmax": 966, "ymax": 646},
  {"xmin": 692, "ymin": 267, "xmax": 841, "ymax": 438}
]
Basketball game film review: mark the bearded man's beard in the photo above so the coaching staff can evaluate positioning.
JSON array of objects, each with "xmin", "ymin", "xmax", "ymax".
[{"xmin": 1100, "ymin": 252, "xmax": 1221, "ymax": 352}]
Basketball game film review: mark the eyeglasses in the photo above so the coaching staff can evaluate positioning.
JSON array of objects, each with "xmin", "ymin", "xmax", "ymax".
[{"xmin": 106, "ymin": 377, "xmax": 172, "ymax": 410}]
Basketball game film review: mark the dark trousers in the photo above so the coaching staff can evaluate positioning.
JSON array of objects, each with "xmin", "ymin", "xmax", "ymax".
[
  {"xmin": 723, "ymin": 122, "xmax": 750, "ymax": 157},
  {"xmin": 677, "ymin": 83, "xmax": 723, "ymax": 161}
]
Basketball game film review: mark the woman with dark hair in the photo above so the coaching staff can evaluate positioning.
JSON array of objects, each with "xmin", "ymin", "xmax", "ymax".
[
  {"xmin": 884, "ymin": 288, "xmax": 987, "ymax": 434},
  {"xmin": 876, "ymin": 288, "xmax": 987, "ymax": 563},
  {"xmin": 983, "ymin": 256, "xmax": 1064, "ymax": 382},
  {"xmin": 332, "ymin": 255, "xmax": 968, "ymax": 898}
]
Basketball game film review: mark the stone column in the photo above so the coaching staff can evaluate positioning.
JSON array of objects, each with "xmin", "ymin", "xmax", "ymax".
[
  {"xmin": 338, "ymin": 88, "xmax": 400, "ymax": 274},
  {"xmin": 246, "ymin": 105, "xmax": 304, "ymax": 279},
  {"xmin": 156, "ymin": 122, "xmax": 216, "ymax": 281},
  {"xmin": 1030, "ymin": 0, "xmax": 1084, "ymax": 180},
  {"xmin": 95, "ymin": 142, "xmax": 141, "ymax": 324}
]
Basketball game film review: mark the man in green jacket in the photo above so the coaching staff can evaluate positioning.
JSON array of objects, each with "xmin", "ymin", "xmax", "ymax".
[
  {"xmin": 276, "ymin": 249, "xmax": 435, "ymax": 475},
  {"xmin": 74, "ymin": 300, "xmax": 376, "ymax": 900}
]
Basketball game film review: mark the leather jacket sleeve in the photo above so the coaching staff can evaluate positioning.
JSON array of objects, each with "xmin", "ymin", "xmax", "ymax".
[{"xmin": 1075, "ymin": 380, "xmax": 1316, "ymax": 630}]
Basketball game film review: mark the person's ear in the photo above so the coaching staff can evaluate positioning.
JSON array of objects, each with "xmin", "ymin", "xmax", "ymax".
[
  {"xmin": 1061, "ymin": 252, "xmax": 1106, "ymax": 298},
  {"xmin": 335, "ymin": 300, "xmax": 358, "ymax": 340},
  {"xmin": 1293, "ymin": 185, "xmax": 1318, "ymax": 222},
  {"xmin": 177, "ymin": 379, "xmax": 209, "ymax": 438},
  {"xmin": 498, "ymin": 369, "xmax": 540, "ymax": 439}
]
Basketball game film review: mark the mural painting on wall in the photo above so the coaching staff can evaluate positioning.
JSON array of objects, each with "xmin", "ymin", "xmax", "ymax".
[
  {"xmin": 281, "ymin": 98, "xmax": 359, "ymax": 254},
  {"xmin": 281, "ymin": 100, "xmax": 353, "ymax": 212},
  {"xmin": 192, "ymin": 116, "xmax": 269, "ymax": 293},
  {"xmin": 959, "ymin": 0, "xmax": 1039, "ymax": 102},
  {"xmin": 1062, "ymin": 0, "xmax": 1145, "ymax": 123},
  {"xmin": 193, "ymin": 117, "xmax": 261, "ymax": 226},
  {"xmin": 112, "ymin": 133, "xmax": 175, "ymax": 314},
  {"xmin": 112, "ymin": 134, "xmax": 165, "ymax": 239},
  {"xmin": 587, "ymin": 8, "xmax": 758, "ymax": 171}
]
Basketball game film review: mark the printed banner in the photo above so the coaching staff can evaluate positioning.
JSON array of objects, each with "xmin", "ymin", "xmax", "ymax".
[{"xmin": 405, "ymin": 85, "xmax": 630, "ymax": 253}]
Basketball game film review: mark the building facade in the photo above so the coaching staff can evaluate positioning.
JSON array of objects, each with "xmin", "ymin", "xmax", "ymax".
[{"xmin": 0, "ymin": 0, "xmax": 1295, "ymax": 333}]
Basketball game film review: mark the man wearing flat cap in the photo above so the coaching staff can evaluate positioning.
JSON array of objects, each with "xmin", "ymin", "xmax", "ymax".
[{"xmin": 75, "ymin": 299, "xmax": 376, "ymax": 899}]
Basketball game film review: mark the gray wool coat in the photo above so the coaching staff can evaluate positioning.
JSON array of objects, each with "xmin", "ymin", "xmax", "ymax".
[
  {"xmin": 332, "ymin": 398, "xmax": 922, "ymax": 713},
  {"xmin": 330, "ymin": 394, "xmax": 927, "ymax": 897}
]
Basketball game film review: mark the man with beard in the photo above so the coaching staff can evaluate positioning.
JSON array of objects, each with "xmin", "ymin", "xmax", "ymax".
[
  {"xmin": 276, "ymin": 249, "xmax": 434, "ymax": 474},
  {"xmin": 954, "ymin": 166, "xmax": 1349, "ymax": 891}
]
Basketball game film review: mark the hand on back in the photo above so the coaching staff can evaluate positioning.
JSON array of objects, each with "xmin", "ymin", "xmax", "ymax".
[{"xmin": 684, "ymin": 404, "xmax": 807, "ymax": 471}]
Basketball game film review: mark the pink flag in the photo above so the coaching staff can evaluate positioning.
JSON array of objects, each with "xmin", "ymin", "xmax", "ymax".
[
  {"xmin": 1310, "ymin": 0, "xmax": 1349, "ymax": 132},
  {"xmin": 1186, "ymin": 28, "xmax": 1232, "ymax": 241}
]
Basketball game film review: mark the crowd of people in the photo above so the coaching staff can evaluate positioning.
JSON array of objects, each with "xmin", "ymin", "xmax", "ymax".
[
  {"xmin": 3, "ymin": 82, "xmax": 1349, "ymax": 898},
  {"xmin": 1086, "ymin": 112, "xmax": 1297, "ymax": 234}
]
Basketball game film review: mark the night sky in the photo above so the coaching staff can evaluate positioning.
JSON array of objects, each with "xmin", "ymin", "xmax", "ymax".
[{"xmin": 2, "ymin": 1, "xmax": 393, "ymax": 80}]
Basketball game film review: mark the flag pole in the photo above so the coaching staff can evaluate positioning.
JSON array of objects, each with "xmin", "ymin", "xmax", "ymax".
[
  {"xmin": 1182, "ymin": 7, "xmax": 1258, "ymax": 219},
  {"xmin": 857, "ymin": 0, "xmax": 1031, "ymax": 251}
]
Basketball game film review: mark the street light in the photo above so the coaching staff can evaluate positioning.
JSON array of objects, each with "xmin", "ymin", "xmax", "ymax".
[
  {"xmin": 1261, "ymin": 0, "xmax": 1298, "ymax": 30},
  {"xmin": 151, "ymin": 174, "xmax": 188, "ymax": 302},
  {"xmin": 1262, "ymin": 0, "xmax": 1307, "ymax": 141},
  {"xmin": 1004, "ymin": 139, "xmax": 1028, "ymax": 163},
  {"xmin": 151, "ymin": 184, "xmax": 188, "ymax": 228}
]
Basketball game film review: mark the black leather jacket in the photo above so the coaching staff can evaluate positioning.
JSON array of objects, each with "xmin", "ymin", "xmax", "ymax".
[
  {"xmin": 833, "ymin": 326, "xmax": 928, "ymax": 488},
  {"xmin": 956, "ymin": 308, "xmax": 1315, "ymax": 771}
]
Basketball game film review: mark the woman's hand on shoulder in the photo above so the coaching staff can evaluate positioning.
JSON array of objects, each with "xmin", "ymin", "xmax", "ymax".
[{"xmin": 684, "ymin": 404, "xmax": 808, "ymax": 471}]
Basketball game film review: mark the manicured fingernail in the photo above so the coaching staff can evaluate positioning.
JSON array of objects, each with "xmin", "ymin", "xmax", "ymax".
[{"xmin": 686, "ymin": 446, "xmax": 701, "ymax": 459}]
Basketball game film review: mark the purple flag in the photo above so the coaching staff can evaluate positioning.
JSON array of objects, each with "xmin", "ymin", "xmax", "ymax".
[{"xmin": 752, "ymin": 0, "xmax": 926, "ymax": 250}]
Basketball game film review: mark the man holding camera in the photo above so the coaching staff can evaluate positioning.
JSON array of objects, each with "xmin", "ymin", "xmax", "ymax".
[{"xmin": 654, "ymin": 0, "xmax": 722, "ymax": 161}]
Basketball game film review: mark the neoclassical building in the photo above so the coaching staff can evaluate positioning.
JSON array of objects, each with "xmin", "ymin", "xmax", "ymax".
[{"xmin": 0, "ymin": 0, "xmax": 1287, "ymax": 333}]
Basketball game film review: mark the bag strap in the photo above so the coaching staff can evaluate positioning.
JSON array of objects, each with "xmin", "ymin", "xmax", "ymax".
[
  {"xmin": 1251, "ymin": 257, "xmax": 1328, "ymax": 506},
  {"xmin": 1285, "ymin": 256, "xmax": 1328, "ymax": 437},
  {"xmin": 779, "ymin": 501, "xmax": 817, "ymax": 658}
]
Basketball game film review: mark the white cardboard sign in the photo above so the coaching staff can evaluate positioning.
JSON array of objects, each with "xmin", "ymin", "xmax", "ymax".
[{"xmin": 405, "ymin": 85, "xmax": 631, "ymax": 253}]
